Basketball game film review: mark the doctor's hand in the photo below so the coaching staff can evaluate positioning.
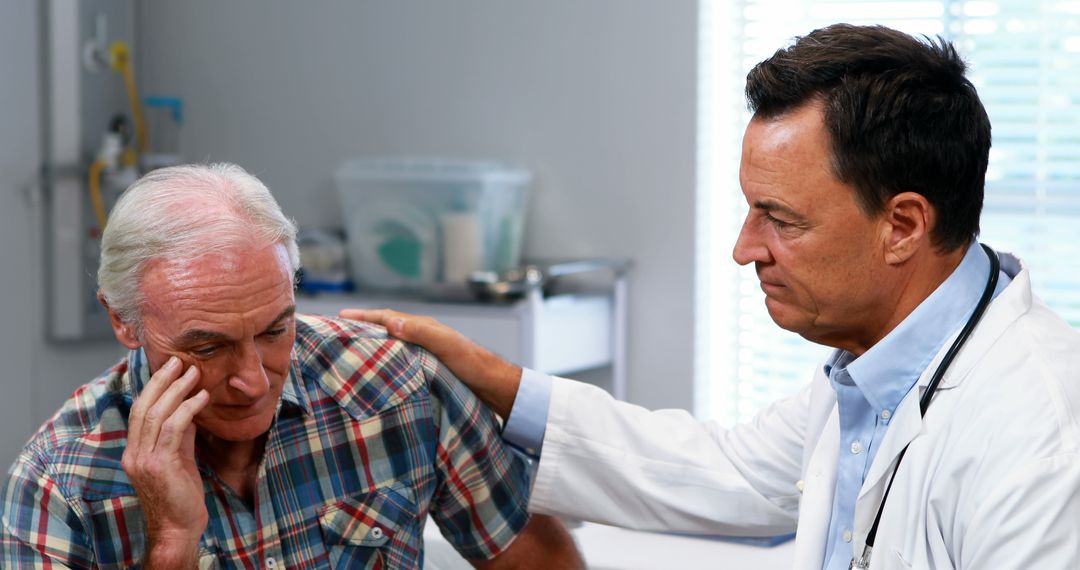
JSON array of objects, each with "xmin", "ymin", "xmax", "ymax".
[
  {"xmin": 122, "ymin": 356, "xmax": 209, "ymax": 569},
  {"xmin": 339, "ymin": 308, "xmax": 522, "ymax": 419}
]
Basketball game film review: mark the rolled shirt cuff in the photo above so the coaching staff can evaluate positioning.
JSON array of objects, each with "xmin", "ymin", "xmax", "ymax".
[{"xmin": 501, "ymin": 367, "xmax": 552, "ymax": 458}]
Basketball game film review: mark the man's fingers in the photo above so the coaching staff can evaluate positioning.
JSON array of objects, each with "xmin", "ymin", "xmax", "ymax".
[
  {"xmin": 136, "ymin": 365, "xmax": 200, "ymax": 454},
  {"xmin": 340, "ymin": 308, "xmax": 413, "ymax": 339},
  {"xmin": 156, "ymin": 390, "xmax": 210, "ymax": 454},
  {"xmin": 339, "ymin": 308, "xmax": 399, "ymax": 325},
  {"xmin": 341, "ymin": 308, "xmax": 473, "ymax": 356},
  {"xmin": 128, "ymin": 355, "xmax": 184, "ymax": 445},
  {"xmin": 339, "ymin": 308, "xmax": 376, "ymax": 321},
  {"xmin": 138, "ymin": 355, "xmax": 185, "ymax": 408}
]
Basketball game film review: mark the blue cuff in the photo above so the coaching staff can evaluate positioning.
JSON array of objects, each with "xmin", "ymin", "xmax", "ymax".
[{"xmin": 501, "ymin": 368, "xmax": 552, "ymax": 458}]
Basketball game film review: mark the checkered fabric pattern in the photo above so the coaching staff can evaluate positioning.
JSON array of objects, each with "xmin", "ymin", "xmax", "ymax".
[{"xmin": 1, "ymin": 315, "xmax": 531, "ymax": 569}]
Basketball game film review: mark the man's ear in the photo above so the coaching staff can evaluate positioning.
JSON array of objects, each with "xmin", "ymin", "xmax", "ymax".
[
  {"xmin": 880, "ymin": 192, "xmax": 933, "ymax": 265},
  {"xmin": 97, "ymin": 290, "xmax": 141, "ymax": 349}
]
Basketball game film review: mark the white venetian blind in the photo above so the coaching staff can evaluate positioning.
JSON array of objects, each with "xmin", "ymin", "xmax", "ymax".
[{"xmin": 696, "ymin": 0, "xmax": 1080, "ymax": 426}]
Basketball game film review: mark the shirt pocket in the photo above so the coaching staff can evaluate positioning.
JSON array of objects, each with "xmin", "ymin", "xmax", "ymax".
[
  {"xmin": 319, "ymin": 481, "xmax": 421, "ymax": 569},
  {"xmin": 890, "ymin": 549, "xmax": 915, "ymax": 569},
  {"xmin": 84, "ymin": 494, "xmax": 147, "ymax": 569}
]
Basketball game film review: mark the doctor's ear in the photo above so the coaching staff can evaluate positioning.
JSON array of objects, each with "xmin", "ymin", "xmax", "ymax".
[
  {"xmin": 97, "ymin": 290, "xmax": 142, "ymax": 349},
  {"xmin": 880, "ymin": 192, "xmax": 933, "ymax": 265}
]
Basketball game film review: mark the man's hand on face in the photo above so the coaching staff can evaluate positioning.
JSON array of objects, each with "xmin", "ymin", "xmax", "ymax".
[
  {"xmin": 339, "ymin": 309, "xmax": 523, "ymax": 419},
  {"xmin": 122, "ymin": 355, "xmax": 210, "ymax": 569}
]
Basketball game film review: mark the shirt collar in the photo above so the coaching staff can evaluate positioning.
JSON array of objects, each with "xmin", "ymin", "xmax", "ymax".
[
  {"xmin": 827, "ymin": 243, "xmax": 993, "ymax": 415},
  {"xmin": 122, "ymin": 347, "xmax": 312, "ymax": 416},
  {"xmin": 282, "ymin": 357, "xmax": 312, "ymax": 415}
]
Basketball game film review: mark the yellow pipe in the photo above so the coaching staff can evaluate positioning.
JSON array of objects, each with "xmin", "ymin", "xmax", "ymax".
[
  {"xmin": 88, "ymin": 159, "xmax": 109, "ymax": 230},
  {"xmin": 109, "ymin": 41, "xmax": 147, "ymax": 156}
]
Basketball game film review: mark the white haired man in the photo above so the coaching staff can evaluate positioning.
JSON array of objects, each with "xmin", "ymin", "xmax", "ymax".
[{"xmin": 0, "ymin": 164, "xmax": 582, "ymax": 569}]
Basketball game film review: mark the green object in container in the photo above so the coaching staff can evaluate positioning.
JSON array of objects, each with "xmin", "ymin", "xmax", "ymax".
[
  {"xmin": 378, "ymin": 237, "xmax": 422, "ymax": 278},
  {"xmin": 495, "ymin": 216, "xmax": 521, "ymax": 272}
]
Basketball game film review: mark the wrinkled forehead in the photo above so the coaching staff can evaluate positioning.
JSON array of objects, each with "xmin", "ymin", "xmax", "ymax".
[{"xmin": 137, "ymin": 243, "xmax": 295, "ymax": 321}]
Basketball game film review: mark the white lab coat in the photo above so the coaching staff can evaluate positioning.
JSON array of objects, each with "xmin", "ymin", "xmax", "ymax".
[{"xmin": 529, "ymin": 253, "xmax": 1080, "ymax": 569}]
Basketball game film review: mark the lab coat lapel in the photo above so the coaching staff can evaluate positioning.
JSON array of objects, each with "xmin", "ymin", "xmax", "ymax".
[
  {"xmin": 849, "ymin": 252, "xmax": 1027, "ymax": 550},
  {"xmin": 857, "ymin": 379, "xmax": 924, "ymax": 504},
  {"xmin": 856, "ymin": 251, "xmax": 1026, "ymax": 503},
  {"xmin": 792, "ymin": 404, "xmax": 840, "ymax": 569}
]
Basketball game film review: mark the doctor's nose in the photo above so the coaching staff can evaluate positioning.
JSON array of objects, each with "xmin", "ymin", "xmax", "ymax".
[{"xmin": 732, "ymin": 215, "xmax": 770, "ymax": 266}]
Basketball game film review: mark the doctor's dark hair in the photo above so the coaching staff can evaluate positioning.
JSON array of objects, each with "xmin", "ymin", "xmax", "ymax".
[{"xmin": 745, "ymin": 24, "xmax": 990, "ymax": 252}]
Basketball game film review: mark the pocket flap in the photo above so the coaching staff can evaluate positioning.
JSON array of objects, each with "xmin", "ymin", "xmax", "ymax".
[{"xmin": 319, "ymin": 482, "xmax": 417, "ymax": 547}]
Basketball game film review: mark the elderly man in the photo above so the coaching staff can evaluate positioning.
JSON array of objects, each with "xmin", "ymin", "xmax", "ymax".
[
  {"xmin": 0, "ymin": 164, "xmax": 582, "ymax": 569},
  {"xmin": 345, "ymin": 25, "xmax": 1080, "ymax": 569}
]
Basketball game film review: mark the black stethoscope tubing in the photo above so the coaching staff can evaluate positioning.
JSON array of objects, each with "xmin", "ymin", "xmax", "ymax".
[{"xmin": 851, "ymin": 243, "xmax": 1000, "ymax": 569}]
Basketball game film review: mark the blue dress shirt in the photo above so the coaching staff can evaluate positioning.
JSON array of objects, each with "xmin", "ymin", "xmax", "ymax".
[{"xmin": 504, "ymin": 244, "xmax": 1009, "ymax": 570}]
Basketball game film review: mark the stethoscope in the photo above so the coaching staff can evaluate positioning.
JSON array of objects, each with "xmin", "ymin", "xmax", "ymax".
[{"xmin": 850, "ymin": 243, "xmax": 1000, "ymax": 570}]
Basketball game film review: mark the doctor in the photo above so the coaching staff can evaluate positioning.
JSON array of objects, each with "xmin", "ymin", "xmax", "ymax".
[{"xmin": 345, "ymin": 24, "xmax": 1080, "ymax": 569}]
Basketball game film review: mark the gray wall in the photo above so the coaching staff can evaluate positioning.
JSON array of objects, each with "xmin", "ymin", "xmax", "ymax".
[
  {"xmin": 0, "ymin": 0, "xmax": 38, "ymax": 468},
  {"xmin": 0, "ymin": 3, "xmax": 127, "ymax": 468},
  {"xmin": 137, "ymin": 0, "xmax": 699, "ymax": 412}
]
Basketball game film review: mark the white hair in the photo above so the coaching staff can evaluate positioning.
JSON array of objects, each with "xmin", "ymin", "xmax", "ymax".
[{"xmin": 98, "ymin": 163, "xmax": 300, "ymax": 332}]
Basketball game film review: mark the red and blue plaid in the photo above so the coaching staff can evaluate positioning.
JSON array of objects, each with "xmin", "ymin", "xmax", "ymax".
[{"xmin": 1, "ymin": 315, "xmax": 531, "ymax": 569}]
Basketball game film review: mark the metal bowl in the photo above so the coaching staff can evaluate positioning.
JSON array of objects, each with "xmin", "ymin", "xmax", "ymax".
[{"xmin": 467, "ymin": 265, "xmax": 544, "ymax": 301}]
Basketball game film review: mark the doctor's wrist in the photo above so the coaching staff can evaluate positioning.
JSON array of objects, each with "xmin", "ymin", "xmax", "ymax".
[{"xmin": 471, "ymin": 346, "xmax": 521, "ymax": 420}]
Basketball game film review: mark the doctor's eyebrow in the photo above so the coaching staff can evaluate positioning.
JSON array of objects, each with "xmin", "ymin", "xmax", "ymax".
[{"xmin": 752, "ymin": 199, "xmax": 804, "ymax": 220}]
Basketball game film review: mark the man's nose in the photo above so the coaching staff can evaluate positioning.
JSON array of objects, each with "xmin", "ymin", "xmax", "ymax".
[
  {"xmin": 732, "ymin": 215, "xmax": 770, "ymax": 266},
  {"xmin": 227, "ymin": 343, "xmax": 270, "ymax": 400}
]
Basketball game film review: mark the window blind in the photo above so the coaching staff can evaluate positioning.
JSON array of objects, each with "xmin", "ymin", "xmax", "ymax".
[{"xmin": 696, "ymin": 0, "xmax": 1080, "ymax": 426}]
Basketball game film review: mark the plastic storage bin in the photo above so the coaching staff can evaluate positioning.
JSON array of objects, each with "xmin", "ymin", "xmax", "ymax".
[{"xmin": 335, "ymin": 159, "xmax": 531, "ymax": 291}]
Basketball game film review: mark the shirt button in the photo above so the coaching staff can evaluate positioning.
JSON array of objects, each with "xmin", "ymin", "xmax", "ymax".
[
  {"xmin": 843, "ymin": 530, "xmax": 853, "ymax": 543},
  {"xmin": 526, "ymin": 447, "xmax": 536, "ymax": 455},
  {"xmin": 850, "ymin": 441, "xmax": 863, "ymax": 455},
  {"xmin": 795, "ymin": 479, "xmax": 806, "ymax": 492},
  {"xmin": 881, "ymin": 409, "xmax": 892, "ymax": 420},
  {"xmin": 370, "ymin": 526, "xmax": 385, "ymax": 540},
  {"xmin": 265, "ymin": 557, "xmax": 277, "ymax": 569}
]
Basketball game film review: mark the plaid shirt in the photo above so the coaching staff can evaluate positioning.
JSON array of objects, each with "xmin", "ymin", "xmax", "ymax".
[{"xmin": 1, "ymin": 315, "xmax": 531, "ymax": 569}]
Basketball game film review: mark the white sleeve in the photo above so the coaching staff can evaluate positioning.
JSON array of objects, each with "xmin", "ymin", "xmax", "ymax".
[{"xmin": 528, "ymin": 376, "xmax": 810, "ymax": 536}]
